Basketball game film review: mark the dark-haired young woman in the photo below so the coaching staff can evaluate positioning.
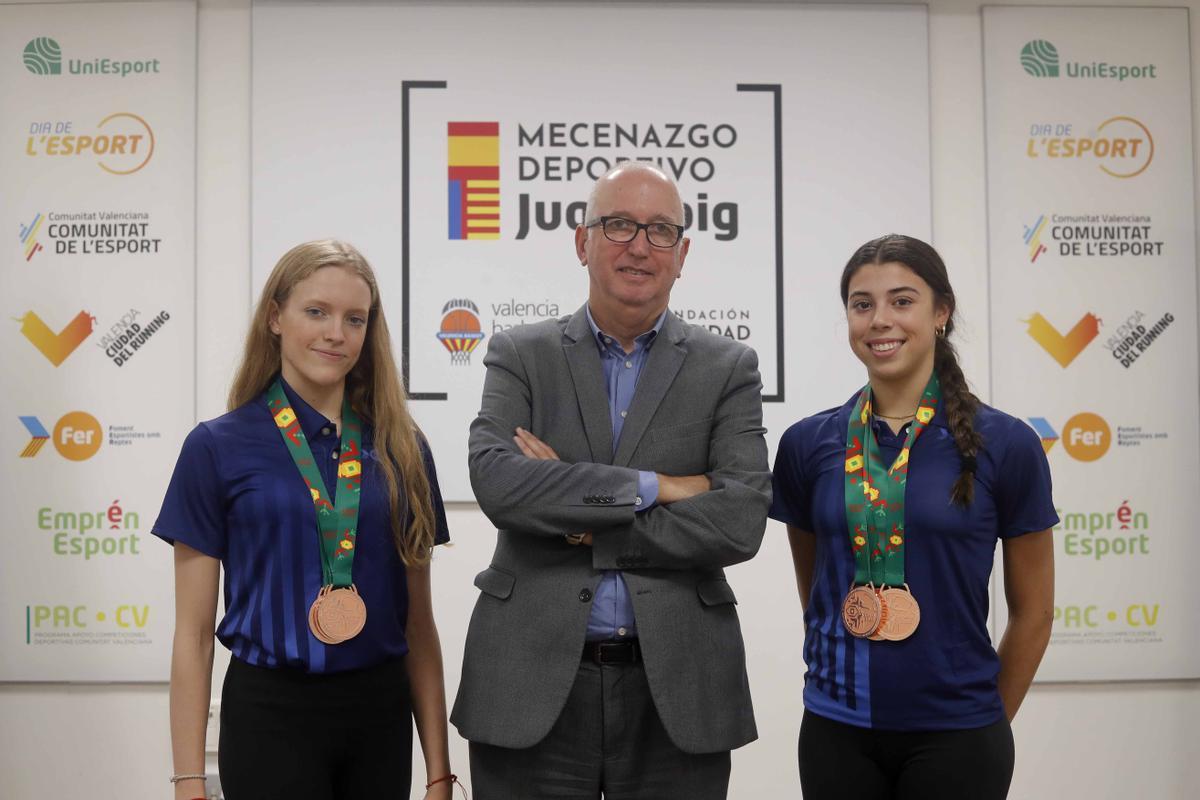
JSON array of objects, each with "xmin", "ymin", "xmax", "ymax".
[{"xmin": 770, "ymin": 234, "xmax": 1056, "ymax": 800}]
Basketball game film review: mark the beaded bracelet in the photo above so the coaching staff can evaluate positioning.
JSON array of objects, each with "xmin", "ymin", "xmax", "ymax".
[{"xmin": 169, "ymin": 774, "xmax": 206, "ymax": 784}]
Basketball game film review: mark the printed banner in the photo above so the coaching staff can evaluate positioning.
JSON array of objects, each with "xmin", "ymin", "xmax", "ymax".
[
  {"xmin": 984, "ymin": 6, "xmax": 1198, "ymax": 680},
  {"xmin": 0, "ymin": 2, "xmax": 197, "ymax": 681},
  {"xmin": 252, "ymin": 2, "xmax": 932, "ymax": 500}
]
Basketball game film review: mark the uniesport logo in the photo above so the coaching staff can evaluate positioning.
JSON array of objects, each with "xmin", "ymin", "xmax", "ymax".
[
  {"xmin": 1023, "ymin": 214, "xmax": 1048, "ymax": 262},
  {"xmin": 436, "ymin": 299, "xmax": 485, "ymax": 365},
  {"xmin": 448, "ymin": 122, "xmax": 500, "ymax": 239},
  {"xmin": 20, "ymin": 212, "xmax": 45, "ymax": 261},
  {"xmin": 1025, "ymin": 311, "xmax": 1100, "ymax": 367},
  {"xmin": 23, "ymin": 36, "xmax": 160, "ymax": 78},
  {"xmin": 23, "ymin": 37, "xmax": 61, "ymax": 75},
  {"xmin": 1028, "ymin": 413, "xmax": 1111, "ymax": 461},
  {"xmin": 17, "ymin": 411, "xmax": 102, "ymax": 461},
  {"xmin": 1021, "ymin": 40, "xmax": 1059, "ymax": 77},
  {"xmin": 1019, "ymin": 38, "xmax": 1156, "ymax": 81},
  {"xmin": 17, "ymin": 309, "xmax": 94, "ymax": 366}
]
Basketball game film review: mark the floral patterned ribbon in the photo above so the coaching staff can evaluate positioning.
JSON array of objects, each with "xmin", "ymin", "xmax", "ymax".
[
  {"xmin": 843, "ymin": 372, "xmax": 940, "ymax": 587},
  {"xmin": 266, "ymin": 379, "xmax": 363, "ymax": 588}
]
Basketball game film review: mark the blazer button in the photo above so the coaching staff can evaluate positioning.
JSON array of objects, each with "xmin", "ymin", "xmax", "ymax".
[{"xmin": 579, "ymin": 588, "xmax": 593, "ymax": 602}]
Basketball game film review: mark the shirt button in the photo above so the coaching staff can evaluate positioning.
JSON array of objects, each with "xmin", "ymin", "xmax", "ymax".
[
  {"xmin": 625, "ymin": 361, "xmax": 632, "ymax": 368},
  {"xmin": 579, "ymin": 589, "xmax": 593, "ymax": 602},
  {"xmin": 320, "ymin": 426, "xmax": 331, "ymax": 436},
  {"xmin": 635, "ymin": 496, "xmax": 643, "ymax": 506},
  {"xmin": 604, "ymin": 337, "xmax": 612, "ymax": 344},
  {"xmin": 331, "ymin": 451, "xmax": 338, "ymax": 460},
  {"xmin": 618, "ymin": 627, "xmax": 627, "ymax": 637},
  {"xmin": 620, "ymin": 410, "xmax": 627, "ymax": 418}
]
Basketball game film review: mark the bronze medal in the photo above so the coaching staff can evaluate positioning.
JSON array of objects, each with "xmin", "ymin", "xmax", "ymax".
[
  {"xmin": 877, "ymin": 585, "xmax": 921, "ymax": 641},
  {"xmin": 308, "ymin": 586, "xmax": 335, "ymax": 644},
  {"xmin": 313, "ymin": 584, "xmax": 367, "ymax": 644},
  {"xmin": 868, "ymin": 586, "xmax": 889, "ymax": 640},
  {"xmin": 841, "ymin": 585, "xmax": 882, "ymax": 638}
]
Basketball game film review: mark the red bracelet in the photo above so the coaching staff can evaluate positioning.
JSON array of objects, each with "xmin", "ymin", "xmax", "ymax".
[{"xmin": 426, "ymin": 773, "xmax": 457, "ymax": 789}]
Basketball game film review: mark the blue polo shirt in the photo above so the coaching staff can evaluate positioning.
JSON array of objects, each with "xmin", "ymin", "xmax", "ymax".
[
  {"xmin": 153, "ymin": 378, "xmax": 449, "ymax": 674},
  {"xmin": 769, "ymin": 391, "xmax": 1057, "ymax": 731}
]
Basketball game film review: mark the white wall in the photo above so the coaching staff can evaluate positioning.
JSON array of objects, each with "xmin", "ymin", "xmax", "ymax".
[{"xmin": 2, "ymin": 1, "xmax": 1198, "ymax": 798}]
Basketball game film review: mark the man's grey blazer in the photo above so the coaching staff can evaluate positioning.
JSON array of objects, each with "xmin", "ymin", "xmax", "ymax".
[{"xmin": 450, "ymin": 304, "xmax": 771, "ymax": 755}]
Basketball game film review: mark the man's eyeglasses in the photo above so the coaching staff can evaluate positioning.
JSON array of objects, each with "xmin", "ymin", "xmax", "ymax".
[{"xmin": 586, "ymin": 216, "xmax": 685, "ymax": 248}]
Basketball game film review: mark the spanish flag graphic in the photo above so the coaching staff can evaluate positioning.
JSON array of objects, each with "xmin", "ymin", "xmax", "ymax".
[{"xmin": 448, "ymin": 122, "xmax": 499, "ymax": 240}]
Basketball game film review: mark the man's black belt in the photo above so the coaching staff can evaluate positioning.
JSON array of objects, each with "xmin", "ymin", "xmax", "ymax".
[{"xmin": 582, "ymin": 639, "xmax": 641, "ymax": 665}]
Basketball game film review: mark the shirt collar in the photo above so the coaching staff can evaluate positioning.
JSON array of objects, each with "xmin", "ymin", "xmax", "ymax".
[
  {"xmin": 840, "ymin": 385, "xmax": 951, "ymax": 432},
  {"xmin": 277, "ymin": 375, "xmax": 340, "ymax": 441},
  {"xmin": 584, "ymin": 305, "xmax": 668, "ymax": 354}
]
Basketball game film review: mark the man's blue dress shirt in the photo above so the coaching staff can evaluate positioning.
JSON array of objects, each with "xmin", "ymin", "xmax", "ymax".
[{"xmin": 584, "ymin": 306, "xmax": 662, "ymax": 641}]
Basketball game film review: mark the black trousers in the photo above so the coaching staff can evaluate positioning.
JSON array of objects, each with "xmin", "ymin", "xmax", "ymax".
[
  {"xmin": 219, "ymin": 656, "xmax": 412, "ymax": 800},
  {"xmin": 469, "ymin": 659, "xmax": 731, "ymax": 800},
  {"xmin": 798, "ymin": 710, "xmax": 1015, "ymax": 800}
]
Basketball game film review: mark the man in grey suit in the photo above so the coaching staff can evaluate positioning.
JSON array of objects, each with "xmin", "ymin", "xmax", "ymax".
[{"xmin": 452, "ymin": 162, "xmax": 770, "ymax": 799}]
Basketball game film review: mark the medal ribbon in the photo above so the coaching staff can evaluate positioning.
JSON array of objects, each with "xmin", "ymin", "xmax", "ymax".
[
  {"xmin": 266, "ymin": 379, "xmax": 364, "ymax": 588},
  {"xmin": 843, "ymin": 373, "xmax": 940, "ymax": 587}
]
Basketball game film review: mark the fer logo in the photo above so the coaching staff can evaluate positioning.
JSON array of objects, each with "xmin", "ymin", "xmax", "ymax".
[
  {"xmin": 18, "ymin": 411, "xmax": 102, "ymax": 461},
  {"xmin": 17, "ymin": 309, "xmax": 94, "ymax": 365},
  {"xmin": 1025, "ymin": 311, "xmax": 1100, "ymax": 367},
  {"xmin": 1027, "ymin": 413, "xmax": 1110, "ymax": 461}
]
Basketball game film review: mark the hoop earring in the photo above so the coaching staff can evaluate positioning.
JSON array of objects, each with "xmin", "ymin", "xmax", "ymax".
[{"xmin": 935, "ymin": 324, "xmax": 947, "ymax": 338}]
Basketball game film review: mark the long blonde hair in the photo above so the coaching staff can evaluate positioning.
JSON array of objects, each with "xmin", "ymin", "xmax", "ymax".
[{"xmin": 228, "ymin": 239, "xmax": 436, "ymax": 565}]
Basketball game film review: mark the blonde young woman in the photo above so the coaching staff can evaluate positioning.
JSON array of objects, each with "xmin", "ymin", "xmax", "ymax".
[{"xmin": 155, "ymin": 241, "xmax": 458, "ymax": 800}]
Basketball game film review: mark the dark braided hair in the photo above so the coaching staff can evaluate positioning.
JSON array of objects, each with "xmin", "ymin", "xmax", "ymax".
[{"xmin": 840, "ymin": 234, "xmax": 983, "ymax": 507}]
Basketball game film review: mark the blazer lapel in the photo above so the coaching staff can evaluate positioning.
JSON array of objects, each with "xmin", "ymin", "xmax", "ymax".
[
  {"xmin": 563, "ymin": 305, "xmax": 614, "ymax": 464},
  {"xmin": 613, "ymin": 312, "xmax": 687, "ymax": 467}
]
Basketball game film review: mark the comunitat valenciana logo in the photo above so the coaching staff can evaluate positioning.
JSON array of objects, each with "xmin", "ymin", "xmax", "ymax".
[
  {"xmin": 23, "ymin": 36, "xmax": 160, "ymax": 77},
  {"xmin": 25, "ymin": 114, "xmax": 155, "ymax": 175},
  {"xmin": 1020, "ymin": 39, "xmax": 1157, "ymax": 81}
]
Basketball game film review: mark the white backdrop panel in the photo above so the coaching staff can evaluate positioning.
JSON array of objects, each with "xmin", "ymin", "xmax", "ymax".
[
  {"xmin": 984, "ymin": 5, "xmax": 1199, "ymax": 681},
  {"xmin": 251, "ymin": 1, "xmax": 932, "ymax": 500},
  {"xmin": 0, "ymin": 1, "xmax": 197, "ymax": 682}
]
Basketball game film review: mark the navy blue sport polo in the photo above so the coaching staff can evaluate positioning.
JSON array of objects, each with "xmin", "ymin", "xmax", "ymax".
[
  {"xmin": 154, "ymin": 378, "xmax": 449, "ymax": 673},
  {"xmin": 770, "ymin": 392, "xmax": 1057, "ymax": 730}
]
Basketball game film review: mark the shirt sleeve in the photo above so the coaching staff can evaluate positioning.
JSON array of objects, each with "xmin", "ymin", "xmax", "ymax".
[
  {"xmin": 152, "ymin": 423, "xmax": 228, "ymax": 559},
  {"xmin": 769, "ymin": 421, "xmax": 814, "ymax": 530},
  {"xmin": 635, "ymin": 470, "xmax": 659, "ymax": 513},
  {"xmin": 420, "ymin": 437, "xmax": 451, "ymax": 546},
  {"xmin": 995, "ymin": 419, "xmax": 1060, "ymax": 539}
]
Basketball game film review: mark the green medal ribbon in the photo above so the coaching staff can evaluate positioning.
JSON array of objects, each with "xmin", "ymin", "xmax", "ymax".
[
  {"xmin": 266, "ymin": 379, "xmax": 364, "ymax": 588},
  {"xmin": 843, "ymin": 373, "xmax": 941, "ymax": 587}
]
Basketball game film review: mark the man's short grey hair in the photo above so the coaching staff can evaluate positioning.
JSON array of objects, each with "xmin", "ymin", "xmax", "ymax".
[{"xmin": 584, "ymin": 161, "xmax": 686, "ymax": 225}]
